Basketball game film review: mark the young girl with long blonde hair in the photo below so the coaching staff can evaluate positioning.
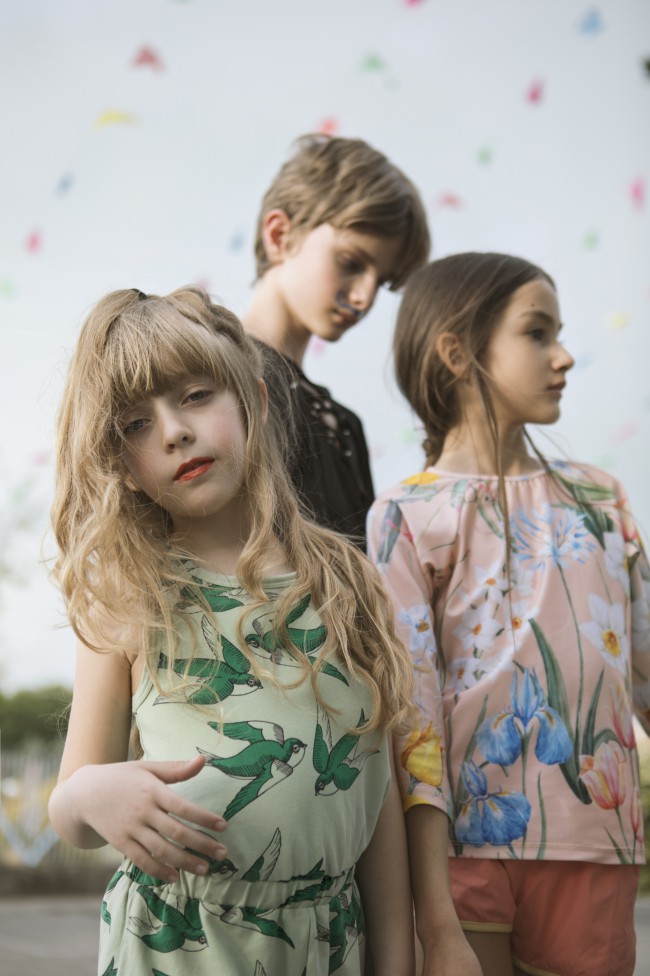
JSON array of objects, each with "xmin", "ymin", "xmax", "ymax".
[
  {"xmin": 48, "ymin": 286, "xmax": 418, "ymax": 976},
  {"xmin": 368, "ymin": 253, "xmax": 650, "ymax": 976}
]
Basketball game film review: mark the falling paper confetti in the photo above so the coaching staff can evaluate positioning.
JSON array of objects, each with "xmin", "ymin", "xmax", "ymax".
[
  {"xmin": 573, "ymin": 352, "xmax": 595, "ymax": 372},
  {"xmin": 318, "ymin": 117, "xmax": 339, "ymax": 135},
  {"xmin": 582, "ymin": 230, "xmax": 599, "ymax": 249},
  {"xmin": 229, "ymin": 231, "xmax": 245, "ymax": 252},
  {"xmin": 94, "ymin": 110, "xmax": 138, "ymax": 129},
  {"xmin": 608, "ymin": 311, "xmax": 630, "ymax": 331},
  {"xmin": 26, "ymin": 231, "xmax": 41, "ymax": 253},
  {"xmin": 0, "ymin": 278, "xmax": 16, "ymax": 298},
  {"xmin": 437, "ymin": 192, "xmax": 463, "ymax": 209},
  {"xmin": 476, "ymin": 146, "xmax": 492, "ymax": 164},
  {"xmin": 308, "ymin": 337, "xmax": 327, "ymax": 358},
  {"xmin": 55, "ymin": 173, "xmax": 74, "ymax": 195},
  {"xmin": 400, "ymin": 428, "xmax": 419, "ymax": 446},
  {"xmin": 361, "ymin": 52, "xmax": 387, "ymax": 72},
  {"xmin": 132, "ymin": 46, "xmax": 164, "ymax": 70},
  {"xmin": 577, "ymin": 8, "xmax": 604, "ymax": 35},
  {"xmin": 404, "ymin": 0, "xmax": 428, "ymax": 6},
  {"xmin": 612, "ymin": 421, "xmax": 639, "ymax": 445},
  {"xmin": 525, "ymin": 79, "xmax": 544, "ymax": 104},
  {"xmin": 630, "ymin": 177, "xmax": 645, "ymax": 210}
]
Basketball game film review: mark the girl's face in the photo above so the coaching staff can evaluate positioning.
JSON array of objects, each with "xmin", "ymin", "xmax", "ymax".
[
  {"xmin": 120, "ymin": 373, "xmax": 249, "ymax": 535},
  {"xmin": 482, "ymin": 278, "xmax": 575, "ymax": 431}
]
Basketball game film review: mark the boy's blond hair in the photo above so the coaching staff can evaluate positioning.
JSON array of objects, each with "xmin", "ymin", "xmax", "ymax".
[{"xmin": 254, "ymin": 134, "xmax": 430, "ymax": 289}]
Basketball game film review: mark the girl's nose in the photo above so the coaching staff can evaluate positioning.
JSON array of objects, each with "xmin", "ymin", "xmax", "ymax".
[
  {"xmin": 348, "ymin": 272, "xmax": 379, "ymax": 313},
  {"xmin": 555, "ymin": 343, "xmax": 575, "ymax": 373},
  {"xmin": 161, "ymin": 410, "xmax": 194, "ymax": 450}
]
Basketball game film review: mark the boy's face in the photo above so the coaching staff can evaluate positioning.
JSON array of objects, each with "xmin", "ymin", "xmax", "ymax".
[{"xmin": 269, "ymin": 222, "xmax": 402, "ymax": 343}]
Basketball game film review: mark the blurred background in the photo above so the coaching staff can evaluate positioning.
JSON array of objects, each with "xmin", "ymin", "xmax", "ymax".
[{"xmin": 0, "ymin": 0, "xmax": 648, "ymax": 946}]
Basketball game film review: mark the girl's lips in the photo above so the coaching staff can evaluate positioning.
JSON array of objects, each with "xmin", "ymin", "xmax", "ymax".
[{"xmin": 175, "ymin": 458, "xmax": 213, "ymax": 482}]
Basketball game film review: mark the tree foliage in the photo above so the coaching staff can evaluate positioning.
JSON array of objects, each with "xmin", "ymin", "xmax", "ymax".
[{"xmin": 0, "ymin": 685, "xmax": 71, "ymax": 748}]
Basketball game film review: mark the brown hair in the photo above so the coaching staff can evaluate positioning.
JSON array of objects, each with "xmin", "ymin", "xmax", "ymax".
[
  {"xmin": 394, "ymin": 251, "xmax": 554, "ymax": 468},
  {"xmin": 254, "ymin": 133, "xmax": 430, "ymax": 289},
  {"xmin": 52, "ymin": 287, "xmax": 415, "ymax": 734}
]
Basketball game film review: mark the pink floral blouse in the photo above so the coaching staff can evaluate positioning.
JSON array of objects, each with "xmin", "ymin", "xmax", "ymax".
[{"xmin": 367, "ymin": 461, "xmax": 650, "ymax": 864}]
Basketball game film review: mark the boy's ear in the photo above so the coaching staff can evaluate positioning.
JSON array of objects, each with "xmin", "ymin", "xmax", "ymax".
[
  {"xmin": 435, "ymin": 332, "xmax": 468, "ymax": 378},
  {"xmin": 257, "ymin": 377, "xmax": 269, "ymax": 423},
  {"xmin": 261, "ymin": 209, "xmax": 293, "ymax": 265}
]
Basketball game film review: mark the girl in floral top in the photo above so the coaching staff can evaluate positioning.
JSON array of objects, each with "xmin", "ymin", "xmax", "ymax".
[{"xmin": 367, "ymin": 253, "xmax": 650, "ymax": 976}]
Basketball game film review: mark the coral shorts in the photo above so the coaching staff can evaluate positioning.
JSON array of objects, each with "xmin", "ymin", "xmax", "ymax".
[{"xmin": 449, "ymin": 858, "xmax": 640, "ymax": 976}]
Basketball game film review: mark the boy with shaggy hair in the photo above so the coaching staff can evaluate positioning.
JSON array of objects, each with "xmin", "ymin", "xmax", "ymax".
[{"xmin": 243, "ymin": 133, "xmax": 430, "ymax": 547}]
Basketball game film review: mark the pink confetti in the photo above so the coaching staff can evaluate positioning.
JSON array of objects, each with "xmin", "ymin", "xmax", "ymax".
[
  {"xmin": 612, "ymin": 422, "xmax": 639, "ymax": 445},
  {"xmin": 308, "ymin": 337, "xmax": 327, "ymax": 358},
  {"xmin": 26, "ymin": 231, "xmax": 42, "ymax": 253},
  {"xmin": 31, "ymin": 451, "xmax": 51, "ymax": 466},
  {"xmin": 404, "ymin": 0, "xmax": 428, "ymax": 6},
  {"xmin": 630, "ymin": 177, "xmax": 645, "ymax": 210},
  {"xmin": 192, "ymin": 277, "xmax": 211, "ymax": 293},
  {"xmin": 437, "ymin": 192, "xmax": 463, "ymax": 209},
  {"xmin": 133, "ymin": 46, "xmax": 164, "ymax": 70},
  {"xmin": 526, "ymin": 79, "xmax": 544, "ymax": 104},
  {"xmin": 318, "ymin": 117, "xmax": 339, "ymax": 135}
]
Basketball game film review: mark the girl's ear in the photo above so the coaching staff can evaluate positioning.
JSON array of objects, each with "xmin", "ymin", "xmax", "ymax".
[
  {"xmin": 257, "ymin": 377, "xmax": 269, "ymax": 423},
  {"xmin": 261, "ymin": 209, "xmax": 293, "ymax": 265},
  {"xmin": 435, "ymin": 332, "xmax": 468, "ymax": 379}
]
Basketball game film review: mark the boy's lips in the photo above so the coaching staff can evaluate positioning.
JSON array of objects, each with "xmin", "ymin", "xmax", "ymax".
[{"xmin": 174, "ymin": 457, "xmax": 214, "ymax": 482}]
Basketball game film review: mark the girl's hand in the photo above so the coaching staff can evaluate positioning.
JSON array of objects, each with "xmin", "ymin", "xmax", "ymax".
[{"xmin": 69, "ymin": 755, "xmax": 227, "ymax": 882}]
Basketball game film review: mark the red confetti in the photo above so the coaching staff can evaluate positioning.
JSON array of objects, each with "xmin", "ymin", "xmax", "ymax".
[
  {"xmin": 132, "ymin": 46, "xmax": 164, "ymax": 70},
  {"xmin": 318, "ymin": 117, "xmax": 339, "ymax": 135},
  {"xmin": 630, "ymin": 177, "xmax": 645, "ymax": 210},
  {"xmin": 525, "ymin": 79, "xmax": 544, "ymax": 104},
  {"xmin": 404, "ymin": 0, "xmax": 428, "ymax": 6},
  {"xmin": 26, "ymin": 231, "xmax": 42, "ymax": 253},
  {"xmin": 437, "ymin": 193, "xmax": 463, "ymax": 209}
]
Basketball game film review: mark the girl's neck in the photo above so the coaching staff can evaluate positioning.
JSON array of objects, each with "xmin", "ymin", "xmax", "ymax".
[
  {"xmin": 243, "ymin": 277, "xmax": 311, "ymax": 367},
  {"xmin": 434, "ymin": 424, "xmax": 542, "ymax": 477},
  {"xmin": 172, "ymin": 513, "xmax": 293, "ymax": 579}
]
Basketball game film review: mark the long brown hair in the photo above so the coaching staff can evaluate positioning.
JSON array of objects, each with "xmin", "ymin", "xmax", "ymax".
[{"xmin": 52, "ymin": 287, "xmax": 414, "ymax": 733}]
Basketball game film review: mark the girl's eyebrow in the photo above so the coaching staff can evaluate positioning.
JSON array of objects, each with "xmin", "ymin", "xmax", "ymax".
[{"xmin": 518, "ymin": 309, "xmax": 563, "ymax": 332}]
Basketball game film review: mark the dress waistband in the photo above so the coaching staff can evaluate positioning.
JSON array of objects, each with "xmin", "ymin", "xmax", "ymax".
[{"xmin": 121, "ymin": 861, "xmax": 357, "ymax": 911}]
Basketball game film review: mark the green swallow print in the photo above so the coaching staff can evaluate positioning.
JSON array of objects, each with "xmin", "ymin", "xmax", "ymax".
[
  {"xmin": 245, "ymin": 595, "xmax": 348, "ymax": 684},
  {"xmin": 128, "ymin": 887, "xmax": 208, "ymax": 953},
  {"xmin": 198, "ymin": 720, "xmax": 307, "ymax": 820},
  {"xmin": 313, "ymin": 707, "xmax": 378, "ymax": 796}
]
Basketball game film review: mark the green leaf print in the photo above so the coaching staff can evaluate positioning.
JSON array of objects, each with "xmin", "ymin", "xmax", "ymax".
[
  {"xmin": 581, "ymin": 668, "xmax": 604, "ymax": 757},
  {"xmin": 376, "ymin": 500, "xmax": 403, "ymax": 565},
  {"xmin": 199, "ymin": 720, "xmax": 307, "ymax": 820},
  {"xmin": 530, "ymin": 619, "xmax": 591, "ymax": 804},
  {"xmin": 536, "ymin": 774, "xmax": 546, "ymax": 860},
  {"xmin": 100, "ymin": 959, "xmax": 118, "ymax": 976}
]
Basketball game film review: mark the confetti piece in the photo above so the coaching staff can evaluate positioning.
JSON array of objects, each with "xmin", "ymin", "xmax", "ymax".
[
  {"xmin": 608, "ymin": 311, "xmax": 630, "ymax": 331},
  {"xmin": 573, "ymin": 352, "xmax": 595, "ymax": 371},
  {"xmin": 318, "ymin": 117, "xmax": 339, "ymax": 135},
  {"xmin": 0, "ymin": 278, "xmax": 16, "ymax": 298},
  {"xmin": 643, "ymin": 57, "xmax": 650, "ymax": 78},
  {"xmin": 630, "ymin": 177, "xmax": 645, "ymax": 210},
  {"xmin": 436, "ymin": 192, "xmax": 463, "ymax": 209},
  {"xmin": 595, "ymin": 454, "xmax": 615, "ymax": 470},
  {"xmin": 55, "ymin": 173, "xmax": 74, "ymax": 195},
  {"xmin": 612, "ymin": 422, "xmax": 639, "ymax": 445},
  {"xmin": 26, "ymin": 231, "xmax": 41, "ymax": 253},
  {"xmin": 229, "ymin": 231, "xmax": 245, "ymax": 252},
  {"xmin": 404, "ymin": 0, "xmax": 428, "ymax": 6},
  {"xmin": 577, "ymin": 8, "xmax": 604, "ymax": 34},
  {"xmin": 525, "ymin": 79, "xmax": 544, "ymax": 104},
  {"xmin": 30, "ymin": 451, "xmax": 51, "ymax": 466},
  {"xmin": 95, "ymin": 110, "xmax": 138, "ymax": 129},
  {"xmin": 192, "ymin": 277, "xmax": 211, "ymax": 293},
  {"xmin": 308, "ymin": 337, "xmax": 327, "ymax": 358},
  {"xmin": 361, "ymin": 53, "xmax": 387, "ymax": 72},
  {"xmin": 476, "ymin": 146, "xmax": 492, "ymax": 164},
  {"xmin": 369, "ymin": 442, "xmax": 386, "ymax": 461},
  {"xmin": 400, "ymin": 428, "xmax": 419, "ymax": 445},
  {"xmin": 582, "ymin": 230, "xmax": 599, "ymax": 248},
  {"xmin": 132, "ymin": 46, "xmax": 164, "ymax": 70}
]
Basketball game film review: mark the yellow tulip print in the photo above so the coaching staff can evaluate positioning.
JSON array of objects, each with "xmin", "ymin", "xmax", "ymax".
[{"xmin": 401, "ymin": 723, "xmax": 444, "ymax": 787}]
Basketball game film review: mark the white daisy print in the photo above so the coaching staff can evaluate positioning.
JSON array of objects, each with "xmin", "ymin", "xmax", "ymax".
[
  {"xmin": 453, "ymin": 602, "xmax": 501, "ymax": 653},
  {"xmin": 581, "ymin": 594, "xmax": 630, "ymax": 674}
]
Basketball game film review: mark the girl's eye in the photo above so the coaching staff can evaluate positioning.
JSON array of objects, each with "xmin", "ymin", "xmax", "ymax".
[
  {"xmin": 123, "ymin": 418, "xmax": 147, "ymax": 436},
  {"xmin": 339, "ymin": 255, "xmax": 364, "ymax": 275},
  {"xmin": 528, "ymin": 329, "xmax": 545, "ymax": 341},
  {"xmin": 185, "ymin": 389, "xmax": 212, "ymax": 404}
]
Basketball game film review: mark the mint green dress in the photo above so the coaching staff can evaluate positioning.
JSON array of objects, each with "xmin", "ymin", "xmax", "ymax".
[{"xmin": 98, "ymin": 569, "xmax": 390, "ymax": 976}]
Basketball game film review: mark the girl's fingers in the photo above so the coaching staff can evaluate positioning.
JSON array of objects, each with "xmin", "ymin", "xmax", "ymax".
[
  {"xmin": 151, "ymin": 809, "xmax": 227, "ymax": 861},
  {"xmin": 126, "ymin": 840, "xmax": 180, "ymax": 884},
  {"xmin": 163, "ymin": 794, "xmax": 227, "ymax": 833}
]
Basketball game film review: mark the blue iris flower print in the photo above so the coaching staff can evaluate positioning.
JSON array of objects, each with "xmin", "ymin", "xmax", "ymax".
[
  {"xmin": 455, "ymin": 761, "xmax": 531, "ymax": 847},
  {"xmin": 477, "ymin": 669, "xmax": 573, "ymax": 767}
]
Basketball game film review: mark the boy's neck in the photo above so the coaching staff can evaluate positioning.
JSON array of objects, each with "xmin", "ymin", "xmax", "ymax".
[
  {"xmin": 434, "ymin": 424, "xmax": 542, "ymax": 477},
  {"xmin": 243, "ymin": 277, "xmax": 311, "ymax": 367}
]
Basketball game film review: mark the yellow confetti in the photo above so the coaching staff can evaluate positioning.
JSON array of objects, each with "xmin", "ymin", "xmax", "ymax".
[
  {"xmin": 608, "ymin": 311, "xmax": 630, "ymax": 331},
  {"xmin": 95, "ymin": 110, "xmax": 138, "ymax": 129}
]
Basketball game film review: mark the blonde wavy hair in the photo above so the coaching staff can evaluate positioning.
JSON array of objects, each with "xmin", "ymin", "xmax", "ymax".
[
  {"xmin": 52, "ymin": 287, "xmax": 414, "ymax": 734},
  {"xmin": 254, "ymin": 133, "xmax": 430, "ymax": 289}
]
